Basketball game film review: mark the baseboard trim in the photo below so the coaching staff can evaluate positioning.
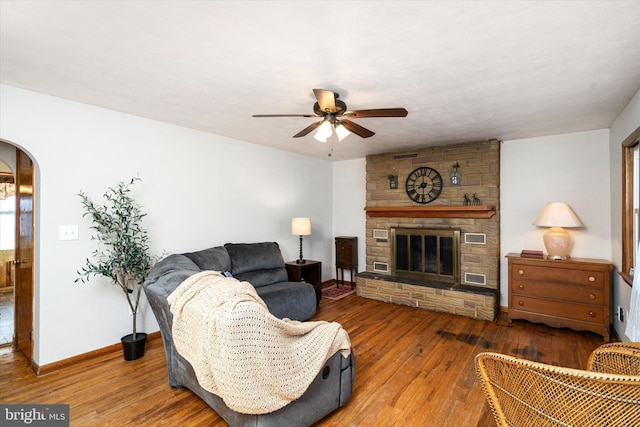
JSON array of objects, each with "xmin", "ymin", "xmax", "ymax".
[{"xmin": 34, "ymin": 331, "xmax": 161, "ymax": 376}]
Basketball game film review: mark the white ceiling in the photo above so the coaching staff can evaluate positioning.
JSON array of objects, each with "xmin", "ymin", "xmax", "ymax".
[{"xmin": 1, "ymin": 1, "xmax": 639, "ymax": 161}]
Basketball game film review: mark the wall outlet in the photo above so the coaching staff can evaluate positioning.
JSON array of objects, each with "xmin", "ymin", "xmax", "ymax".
[
  {"xmin": 618, "ymin": 306, "xmax": 625, "ymax": 322},
  {"xmin": 59, "ymin": 225, "xmax": 79, "ymax": 240}
]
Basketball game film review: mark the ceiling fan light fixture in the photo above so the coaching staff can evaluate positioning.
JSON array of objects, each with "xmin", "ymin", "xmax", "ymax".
[
  {"xmin": 314, "ymin": 120, "xmax": 332, "ymax": 142},
  {"xmin": 335, "ymin": 123, "xmax": 350, "ymax": 141},
  {"xmin": 253, "ymin": 89, "xmax": 408, "ymax": 141},
  {"xmin": 313, "ymin": 132, "xmax": 328, "ymax": 142}
]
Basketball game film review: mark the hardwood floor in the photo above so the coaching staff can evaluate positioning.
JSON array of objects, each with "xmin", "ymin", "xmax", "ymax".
[{"xmin": 0, "ymin": 294, "xmax": 606, "ymax": 426}]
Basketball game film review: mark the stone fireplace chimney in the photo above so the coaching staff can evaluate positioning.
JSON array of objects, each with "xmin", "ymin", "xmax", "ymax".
[{"xmin": 356, "ymin": 139, "xmax": 500, "ymax": 321}]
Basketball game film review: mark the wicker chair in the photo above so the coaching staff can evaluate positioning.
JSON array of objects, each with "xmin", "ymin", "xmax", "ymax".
[{"xmin": 475, "ymin": 343, "xmax": 640, "ymax": 426}]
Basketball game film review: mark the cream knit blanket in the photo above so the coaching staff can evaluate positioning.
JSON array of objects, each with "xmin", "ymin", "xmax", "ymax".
[{"xmin": 167, "ymin": 271, "xmax": 352, "ymax": 414}]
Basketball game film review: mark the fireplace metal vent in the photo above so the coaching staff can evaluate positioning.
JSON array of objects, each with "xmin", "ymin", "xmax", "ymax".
[
  {"xmin": 464, "ymin": 272, "xmax": 487, "ymax": 286},
  {"xmin": 373, "ymin": 262, "xmax": 389, "ymax": 272},
  {"xmin": 373, "ymin": 229, "xmax": 388, "ymax": 240},
  {"xmin": 464, "ymin": 233, "xmax": 486, "ymax": 245}
]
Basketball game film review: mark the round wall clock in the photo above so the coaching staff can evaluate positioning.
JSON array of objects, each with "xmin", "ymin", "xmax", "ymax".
[{"xmin": 405, "ymin": 166, "xmax": 443, "ymax": 204}]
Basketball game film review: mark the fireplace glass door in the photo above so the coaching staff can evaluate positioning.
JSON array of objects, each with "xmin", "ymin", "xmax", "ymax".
[{"xmin": 392, "ymin": 228, "xmax": 460, "ymax": 283}]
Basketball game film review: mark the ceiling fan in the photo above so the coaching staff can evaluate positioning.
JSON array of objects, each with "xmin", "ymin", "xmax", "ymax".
[{"xmin": 252, "ymin": 89, "xmax": 408, "ymax": 142}]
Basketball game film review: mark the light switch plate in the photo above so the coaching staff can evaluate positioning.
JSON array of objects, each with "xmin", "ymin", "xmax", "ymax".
[{"xmin": 59, "ymin": 225, "xmax": 79, "ymax": 240}]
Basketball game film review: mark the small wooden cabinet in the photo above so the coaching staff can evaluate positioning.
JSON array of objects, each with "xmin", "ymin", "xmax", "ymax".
[
  {"xmin": 285, "ymin": 260, "xmax": 322, "ymax": 305},
  {"xmin": 335, "ymin": 236, "xmax": 358, "ymax": 288},
  {"xmin": 507, "ymin": 253, "xmax": 612, "ymax": 341}
]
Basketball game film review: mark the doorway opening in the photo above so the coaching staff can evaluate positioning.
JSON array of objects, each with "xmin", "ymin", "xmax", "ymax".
[
  {"xmin": 0, "ymin": 140, "xmax": 35, "ymax": 365},
  {"xmin": 0, "ymin": 159, "xmax": 15, "ymax": 347}
]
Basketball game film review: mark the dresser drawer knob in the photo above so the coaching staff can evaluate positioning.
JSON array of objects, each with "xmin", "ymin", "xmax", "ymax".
[
  {"xmin": 518, "ymin": 301, "xmax": 524, "ymax": 306},
  {"xmin": 518, "ymin": 269, "xmax": 524, "ymax": 275},
  {"xmin": 518, "ymin": 284, "xmax": 525, "ymax": 290},
  {"xmin": 589, "ymin": 311, "xmax": 595, "ymax": 317},
  {"xmin": 588, "ymin": 276, "xmax": 596, "ymax": 282},
  {"xmin": 589, "ymin": 294, "xmax": 596, "ymax": 300}
]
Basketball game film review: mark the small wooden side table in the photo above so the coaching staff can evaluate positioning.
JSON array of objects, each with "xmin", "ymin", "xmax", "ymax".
[
  {"xmin": 285, "ymin": 260, "xmax": 322, "ymax": 305},
  {"xmin": 335, "ymin": 236, "xmax": 358, "ymax": 289}
]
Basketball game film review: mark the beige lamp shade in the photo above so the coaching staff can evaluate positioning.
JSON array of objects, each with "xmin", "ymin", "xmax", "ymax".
[
  {"xmin": 292, "ymin": 218, "xmax": 311, "ymax": 263},
  {"xmin": 291, "ymin": 218, "xmax": 311, "ymax": 235},
  {"xmin": 533, "ymin": 202, "xmax": 582, "ymax": 260}
]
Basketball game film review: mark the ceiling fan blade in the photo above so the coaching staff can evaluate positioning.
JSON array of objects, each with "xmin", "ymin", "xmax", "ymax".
[
  {"xmin": 340, "ymin": 119, "xmax": 375, "ymax": 138},
  {"xmin": 252, "ymin": 114, "xmax": 317, "ymax": 118},
  {"xmin": 293, "ymin": 121, "xmax": 323, "ymax": 138},
  {"xmin": 313, "ymin": 89, "xmax": 337, "ymax": 113},
  {"xmin": 343, "ymin": 108, "xmax": 408, "ymax": 118}
]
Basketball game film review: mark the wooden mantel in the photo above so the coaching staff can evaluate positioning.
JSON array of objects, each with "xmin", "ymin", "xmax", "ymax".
[{"xmin": 364, "ymin": 205, "xmax": 496, "ymax": 219}]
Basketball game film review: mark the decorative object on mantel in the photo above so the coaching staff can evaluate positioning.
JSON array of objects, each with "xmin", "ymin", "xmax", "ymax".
[
  {"xmin": 533, "ymin": 202, "xmax": 582, "ymax": 260},
  {"xmin": 405, "ymin": 166, "xmax": 443, "ymax": 204},
  {"xmin": 387, "ymin": 174, "xmax": 398, "ymax": 189},
  {"xmin": 472, "ymin": 193, "xmax": 481, "ymax": 205},
  {"xmin": 463, "ymin": 193, "xmax": 471, "ymax": 206},
  {"xmin": 364, "ymin": 205, "xmax": 496, "ymax": 219},
  {"xmin": 450, "ymin": 161, "xmax": 461, "ymax": 186},
  {"xmin": 292, "ymin": 217, "xmax": 312, "ymax": 264}
]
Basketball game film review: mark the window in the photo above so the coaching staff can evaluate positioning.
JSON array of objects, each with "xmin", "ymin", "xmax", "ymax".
[{"xmin": 622, "ymin": 136, "xmax": 639, "ymax": 286}]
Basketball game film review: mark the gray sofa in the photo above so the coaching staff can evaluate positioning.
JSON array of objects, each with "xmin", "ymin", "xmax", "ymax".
[{"xmin": 144, "ymin": 242, "xmax": 355, "ymax": 427}]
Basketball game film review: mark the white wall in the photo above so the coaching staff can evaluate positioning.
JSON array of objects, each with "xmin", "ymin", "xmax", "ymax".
[
  {"xmin": 0, "ymin": 84, "xmax": 333, "ymax": 365},
  {"xmin": 609, "ymin": 88, "xmax": 640, "ymax": 341},
  {"xmin": 3, "ymin": 81, "xmax": 638, "ymax": 365},
  {"xmin": 501, "ymin": 129, "xmax": 612, "ymax": 306},
  {"xmin": 332, "ymin": 158, "xmax": 367, "ymax": 279}
]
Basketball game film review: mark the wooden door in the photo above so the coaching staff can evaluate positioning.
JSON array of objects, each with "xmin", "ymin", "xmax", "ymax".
[{"xmin": 14, "ymin": 148, "xmax": 34, "ymax": 361}]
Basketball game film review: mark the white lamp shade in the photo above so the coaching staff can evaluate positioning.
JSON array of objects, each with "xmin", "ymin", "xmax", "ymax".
[
  {"xmin": 314, "ymin": 121, "xmax": 332, "ymax": 142},
  {"xmin": 291, "ymin": 217, "xmax": 311, "ymax": 235},
  {"xmin": 533, "ymin": 202, "xmax": 582, "ymax": 228},
  {"xmin": 335, "ymin": 123, "xmax": 351, "ymax": 141},
  {"xmin": 533, "ymin": 202, "xmax": 581, "ymax": 260}
]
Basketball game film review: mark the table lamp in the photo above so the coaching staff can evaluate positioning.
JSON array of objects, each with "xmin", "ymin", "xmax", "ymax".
[
  {"xmin": 533, "ymin": 202, "xmax": 582, "ymax": 260},
  {"xmin": 291, "ymin": 217, "xmax": 311, "ymax": 264}
]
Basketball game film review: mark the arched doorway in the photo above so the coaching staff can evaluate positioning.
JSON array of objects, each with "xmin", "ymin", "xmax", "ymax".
[{"xmin": 0, "ymin": 140, "xmax": 35, "ymax": 364}]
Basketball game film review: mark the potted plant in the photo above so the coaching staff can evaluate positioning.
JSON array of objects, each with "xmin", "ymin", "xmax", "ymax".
[{"xmin": 76, "ymin": 177, "xmax": 157, "ymax": 360}]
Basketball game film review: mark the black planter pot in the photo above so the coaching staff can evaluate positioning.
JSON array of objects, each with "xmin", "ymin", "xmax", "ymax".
[{"xmin": 121, "ymin": 332, "xmax": 147, "ymax": 361}]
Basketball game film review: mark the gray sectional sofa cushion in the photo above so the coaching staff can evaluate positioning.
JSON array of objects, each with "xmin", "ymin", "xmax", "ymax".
[{"xmin": 143, "ymin": 242, "xmax": 355, "ymax": 426}]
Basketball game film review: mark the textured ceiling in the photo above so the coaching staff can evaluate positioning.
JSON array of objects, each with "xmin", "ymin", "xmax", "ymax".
[{"xmin": 1, "ymin": 1, "xmax": 639, "ymax": 161}]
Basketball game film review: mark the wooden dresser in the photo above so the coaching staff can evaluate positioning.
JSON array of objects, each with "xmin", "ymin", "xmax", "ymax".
[{"xmin": 506, "ymin": 253, "xmax": 612, "ymax": 341}]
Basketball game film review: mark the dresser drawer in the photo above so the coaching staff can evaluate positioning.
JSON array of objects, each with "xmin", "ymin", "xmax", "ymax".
[
  {"xmin": 336, "ymin": 245, "xmax": 353, "ymax": 264},
  {"xmin": 511, "ymin": 280, "xmax": 604, "ymax": 306},
  {"xmin": 511, "ymin": 265, "xmax": 605, "ymax": 287},
  {"xmin": 335, "ymin": 237, "xmax": 358, "ymax": 268},
  {"xmin": 511, "ymin": 295, "xmax": 604, "ymax": 323}
]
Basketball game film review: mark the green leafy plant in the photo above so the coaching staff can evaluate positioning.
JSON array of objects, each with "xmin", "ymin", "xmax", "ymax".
[{"xmin": 76, "ymin": 177, "xmax": 156, "ymax": 340}]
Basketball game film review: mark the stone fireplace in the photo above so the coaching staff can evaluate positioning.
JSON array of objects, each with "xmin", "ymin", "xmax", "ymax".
[{"xmin": 356, "ymin": 139, "xmax": 500, "ymax": 321}]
